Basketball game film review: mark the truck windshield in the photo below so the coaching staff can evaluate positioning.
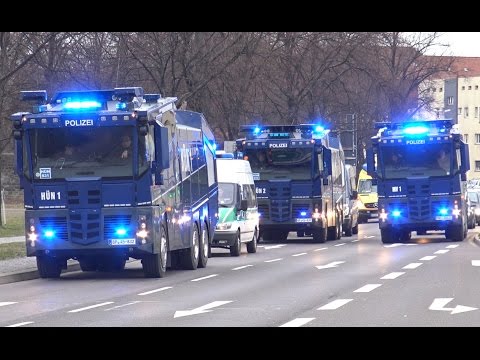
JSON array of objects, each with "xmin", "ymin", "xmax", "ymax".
[
  {"xmin": 25, "ymin": 127, "xmax": 140, "ymax": 180},
  {"xmin": 380, "ymin": 143, "xmax": 457, "ymax": 179},
  {"xmin": 245, "ymin": 148, "xmax": 312, "ymax": 180},
  {"xmin": 358, "ymin": 179, "xmax": 377, "ymax": 193}
]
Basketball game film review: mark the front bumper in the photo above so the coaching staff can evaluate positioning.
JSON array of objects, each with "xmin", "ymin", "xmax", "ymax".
[{"xmin": 212, "ymin": 230, "xmax": 238, "ymax": 246}]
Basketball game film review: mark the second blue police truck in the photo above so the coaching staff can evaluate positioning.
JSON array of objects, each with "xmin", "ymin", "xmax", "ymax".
[
  {"xmin": 236, "ymin": 124, "xmax": 345, "ymax": 243},
  {"xmin": 11, "ymin": 87, "xmax": 218, "ymax": 278},
  {"xmin": 366, "ymin": 119, "xmax": 469, "ymax": 243}
]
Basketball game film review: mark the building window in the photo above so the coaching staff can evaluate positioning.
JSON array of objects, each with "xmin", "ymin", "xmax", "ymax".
[
  {"xmin": 476, "ymin": 107, "xmax": 479, "ymax": 118},
  {"xmin": 447, "ymin": 96, "xmax": 454, "ymax": 105},
  {"xmin": 465, "ymin": 107, "xmax": 469, "ymax": 117},
  {"xmin": 439, "ymin": 87, "xmax": 443, "ymax": 92},
  {"xmin": 464, "ymin": 134, "xmax": 469, "ymax": 143},
  {"xmin": 462, "ymin": 86, "xmax": 466, "ymax": 90},
  {"xmin": 476, "ymin": 161, "xmax": 480, "ymax": 171},
  {"xmin": 476, "ymin": 85, "xmax": 479, "ymax": 90},
  {"xmin": 476, "ymin": 134, "xmax": 480, "ymax": 144},
  {"xmin": 469, "ymin": 86, "xmax": 472, "ymax": 90},
  {"xmin": 458, "ymin": 107, "xmax": 462, "ymax": 115}
]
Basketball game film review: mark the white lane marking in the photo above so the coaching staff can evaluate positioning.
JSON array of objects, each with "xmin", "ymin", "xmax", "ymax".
[
  {"xmin": 232, "ymin": 265, "xmax": 253, "ymax": 271},
  {"xmin": 434, "ymin": 249, "xmax": 450, "ymax": 254},
  {"xmin": 384, "ymin": 243, "xmax": 402, "ymax": 248},
  {"xmin": 174, "ymin": 301, "xmax": 233, "ymax": 318},
  {"xmin": 314, "ymin": 247, "xmax": 328, "ymax": 251},
  {"xmin": 315, "ymin": 261, "xmax": 345, "ymax": 270},
  {"xmin": 68, "ymin": 302, "xmax": 114, "ymax": 313},
  {"xmin": 364, "ymin": 235, "xmax": 375, "ymax": 238},
  {"xmin": 419, "ymin": 255, "xmax": 436, "ymax": 261},
  {"xmin": 138, "ymin": 287, "xmax": 172, "ymax": 296},
  {"xmin": 351, "ymin": 239, "xmax": 360, "ymax": 243},
  {"xmin": 318, "ymin": 299, "xmax": 353, "ymax": 310},
  {"xmin": 429, "ymin": 298, "xmax": 477, "ymax": 314},
  {"xmin": 105, "ymin": 301, "xmax": 141, "ymax": 311},
  {"xmin": 280, "ymin": 318, "xmax": 315, "ymax": 327},
  {"xmin": 403, "ymin": 263, "xmax": 423, "ymax": 269},
  {"xmin": 265, "ymin": 258, "xmax": 283, "ymax": 263},
  {"xmin": 354, "ymin": 284, "xmax": 382, "ymax": 293},
  {"xmin": 334, "ymin": 243, "xmax": 346, "ymax": 247},
  {"xmin": 5, "ymin": 321, "xmax": 33, "ymax": 327},
  {"xmin": 0, "ymin": 302, "xmax": 17, "ymax": 307},
  {"xmin": 264, "ymin": 245, "xmax": 287, "ymax": 250},
  {"xmin": 191, "ymin": 274, "xmax": 218, "ymax": 282},
  {"xmin": 446, "ymin": 245, "xmax": 459, "ymax": 249},
  {"xmin": 292, "ymin": 252, "xmax": 307, "ymax": 257},
  {"xmin": 472, "ymin": 260, "xmax": 480, "ymax": 267},
  {"xmin": 381, "ymin": 272, "xmax": 405, "ymax": 280}
]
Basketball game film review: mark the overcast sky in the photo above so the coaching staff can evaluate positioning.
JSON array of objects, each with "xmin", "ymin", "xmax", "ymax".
[{"xmin": 426, "ymin": 32, "xmax": 480, "ymax": 57}]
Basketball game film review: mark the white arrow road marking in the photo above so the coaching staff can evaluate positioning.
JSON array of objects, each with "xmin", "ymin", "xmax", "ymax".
[
  {"xmin": 472, "ymin": 260, "xmax": 480, "ymax": 267},
  {"xmin": 334, "ymin": 243, "xmax": 346, "ymax": 247},
  {"xmin": 232, "ymin": 265, "xmax": 253, "ymax": 270},
  {"xmin": 354, "ymin": 284, "xmax": 382, "ymax": 293},
  {"xmin": 174, "ymin": 301, "xmax": 233, "ymax": 318},
  {"xmin": 0, "ymin": 302, "xmax": 17, "ymax": 307},
  {"xmin": 403, "ymin": 263, "xmax": 423, "ymax": 269},
  {"xmin": 434, "ymin": 249, "xmax": 450, "ymax": 254},
  {"xmin": 419, "ymin": 255, "xmax": 436, "ymax": 261},
  {"xmin": 68, "ymin": 302, "xmax": 114, "ymax": 313},
  {"xmin": 315, "ymin": 261, "xmax": 345, "ymax": 270},
  {"xmin": 364, "ymin": 235, "xmax": 375, "ymax": 238},
  {"xmin": 318, "ymin": 299, "xmax": 353, "ymax": 310},
  {"xmin": 314, "ymin": 247, "xmax": 328, "ymax": 251},
  {"xmin": 280, "ymin": 318, "xmax": 315, "ymax": 327},
  {"xmin": 105, "ymin": 301, "xmax": 141, "ymax": 311},
  {"xmin": 265, "ymin": 258, "xmax": 283, "ymax": 263},
  {"xmin": 138, "ymin": 287, "xmax": 172, "ymax": 296},
  {"xmin": 292, "ymin": 252, "xmax": 307, "ymax": 257},
  {"xmin": 264, "ymin": 244, "xmax": 287, "ymax": 250},
  {"xmin": 5, "ymin": 321, "xmax": 34, "ymax": 327},
  {"xmin": 446, "ymin": 244, "xmax": 459, "ymax": 249},
  {"xmin": 429, "ymin": 298, "xmax": 477, "ymax": 314},
  {"xmin": 191, "ymin": 274, "xmax": 218, "ymax": 282},
  {"xmin": 381, "ymin": 272, "xmax": 405, "ymax": 280}
]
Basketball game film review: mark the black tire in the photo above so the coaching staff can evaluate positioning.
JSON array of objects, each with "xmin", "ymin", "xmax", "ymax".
[
  {"xmin": 246, "ymin": 229, "xmax": 258, "ymax": 254},
  {"xmin": 37, "ymin": 256, "xmax": 62, "ymax": 279},
  {"xmin": 344, "ymin": 222, "xmax": 353, "ymax": 237},
  {"xmin": 79, "ymin": 257, "xmax": 97, "ymax": 272},
  {"xmin": 143, "ymin": 225, "xmax": 168, "ymax": 278},
  {"xmin": 380, "ymin": 228, "xmax": 397, "ymax": 244},
  {"xmin": 446, "ymin": 224, "xmax": 464, "ymax": 242},
  {"xmin": 179, "ymin": 223, "xmax": 200, "ymax": 269},
  {"xmin": 230, "ymin": 230, "xmax": 242, "ymax": 256},
  {"xmin": 312, "ymin": 228, "xmax": 327, "ymax": 243},
  {"xmin": 198, "ymin": 224, "xmax": 209, "ymax": 268},
  {"xmin": 352, "ymin": 223, "xmax": 358, "ymax": 235}
]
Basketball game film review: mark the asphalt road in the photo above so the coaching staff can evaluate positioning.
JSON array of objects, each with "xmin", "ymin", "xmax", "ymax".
[{"xmin": 1, "ymin": 221, "xmax": 480, "ymax": 327}]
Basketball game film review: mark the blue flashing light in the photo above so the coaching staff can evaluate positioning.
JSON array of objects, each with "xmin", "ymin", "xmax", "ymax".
[
  {"xmin": 116, "ymin": 102, "xmax": 127, "ymax": 110},
  {"xmin": 403, "ymin": 125, "xmax": 429, "ymax": 135},
  {"xmin": 314, "ymin": 125, "xmax": 324, "ymax": 133},
  {"xmin": 300, "ymin": 211, "xmax": 307, "ymax": 217},
  {"xmin": 64, "ymin": 100, "xmax": 102, "ymax": 110},
  {"xmin": 253, "ymin": 127, "xmax": 261, "ymax": 135},
  {"xmin": 392, "ymin": 210, "xmax": 401, "ymax": 218},
  {"xmin": 115, "ymin": 228, "xmax": 127, "ymax": 237},
  {"xmin": 44, "ymin": 230, "xmax": 55, "ymax": 239},
  {"xmin": 439, "ymin": 208, "xmax": 449, "ymax": 216}
]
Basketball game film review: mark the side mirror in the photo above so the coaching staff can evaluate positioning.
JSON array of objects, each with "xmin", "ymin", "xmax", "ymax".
[
  {"xmin": 240, "ymin": 199, "xmax": 248, "ymax": 212},
  {"xmin": 351, "ymin": 190, "xmax": 358, "ymax": 200}
]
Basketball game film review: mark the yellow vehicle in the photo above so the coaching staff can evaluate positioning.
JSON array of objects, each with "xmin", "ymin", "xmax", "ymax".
[{"xmin": 357, "ymin": 167, "xmax": 378, "ymax": 223}]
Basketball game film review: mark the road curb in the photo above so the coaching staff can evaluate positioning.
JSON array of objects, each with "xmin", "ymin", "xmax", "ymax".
[{"xmin": 0, "ymin": 263, "xmax": 81, "ymax": 285}]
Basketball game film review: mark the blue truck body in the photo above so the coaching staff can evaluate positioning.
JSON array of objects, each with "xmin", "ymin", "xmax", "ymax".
[
  {"xmin": 11, "ymin": 88, "xmax": 218, "ymax": 278},
  {"xmin": 366, "ymin": 119, "xmax": 470, "ymax": 243}
]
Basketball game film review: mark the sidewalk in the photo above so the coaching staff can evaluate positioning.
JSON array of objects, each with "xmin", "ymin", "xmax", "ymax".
[{"xmin": 0, "ymin": 236, "xmax": 80, "ymax": 285}]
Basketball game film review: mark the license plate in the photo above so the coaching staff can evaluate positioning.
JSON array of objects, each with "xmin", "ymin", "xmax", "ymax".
[
  {"xmin": 435, "ymin": 216, "xmax": 452, "ymax": 221},
  {"xmin": 371, "ymin": 212, "xmax": 379, "ymax": 217},
  {"xmin": 111, "ymin": 238, "xmax": 136, "ymax": 246},
  {"xmin": 296, "ymin": 218, "xmax": 312, "ymax": 223}
]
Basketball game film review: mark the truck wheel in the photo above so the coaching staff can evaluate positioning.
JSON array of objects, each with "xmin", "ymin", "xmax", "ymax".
[
  {"xmin": 446, "ymin": 225, "xmax": 464, "ymax": 242},
  {"xmin": 230, "ymin": 230, "xmax": 242, "ymax": 256},
  {"xmin": 180, "ymin": 223, "xmax": 200, "ymax": 269},
  {"xmin": 246, "ymin": 229, "xmax": 258, "ymax": 254},
  {"xmin": 380, "ymin": 228, "xmax": 397, "ymax": 244},
  {"xmin": 143, "ymin": 225, "xmax": 168, "ymax": 278},
  {"xmin": 198, "ymin": 225, "xmax": 209, "ymax": 268},
  {"xmin": 37, "ymin": 256, "xmax": 62, "ymax": 278},
  {"xmin": 313, "ymin": 228, "xmax": 327, "ymax": 243},
  {"xmin": 352, "ymin": 223, "xmax": 358, "ymax": 235}
]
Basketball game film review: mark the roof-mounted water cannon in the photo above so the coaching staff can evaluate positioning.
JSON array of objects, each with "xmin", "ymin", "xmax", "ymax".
[
  {"xmin": 21, "ymin": 90, "xmax": 48, "ymax": 114},
  {"xmin": 114, "ymin": 87, "xmax": 145, "ymax": 111}
]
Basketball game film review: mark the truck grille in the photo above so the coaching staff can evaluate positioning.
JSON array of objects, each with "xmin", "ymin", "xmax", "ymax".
[{"xmin": 69, "ymin": 211, "xmax": 101, "ymax": 245}]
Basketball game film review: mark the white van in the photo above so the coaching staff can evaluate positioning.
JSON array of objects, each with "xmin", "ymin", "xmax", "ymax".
[{"xmin": 213, "ymin": 157, "xmax": 259, "ymax": 256}]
